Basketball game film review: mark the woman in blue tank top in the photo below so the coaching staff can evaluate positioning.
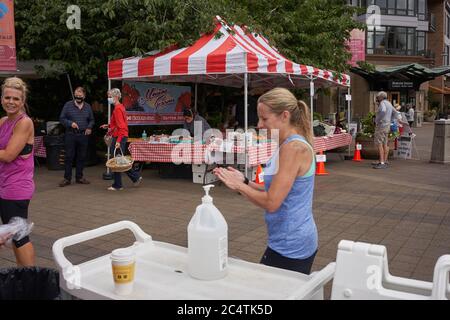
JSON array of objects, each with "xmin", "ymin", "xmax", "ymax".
[{"xmin": 214, "ymin": 88, "xmax": 318, "ymax": 274}]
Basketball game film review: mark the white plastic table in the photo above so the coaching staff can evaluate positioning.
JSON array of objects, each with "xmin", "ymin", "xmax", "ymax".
[{"xmin": 53, "ymin": 221, "xmax": 335, "ymax": 300}]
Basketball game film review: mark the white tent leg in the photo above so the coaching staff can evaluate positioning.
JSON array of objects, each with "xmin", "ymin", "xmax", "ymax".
[
  {"xmin": 310, "ymin": 79, "xmax": 315, "ymax": 132},
  {"xmin": 244, "ymin": 73, "xmax": 248, "ymax": 178},
  {"xmin": 194, "ymin": 83, "xmax": 198, "ymax": 112},
  {"xmin": 106, "ymin": 80, "xmax": 112, "ymax": 175},
  {"xmin": 347, "ymin": 87, "xmax": 352, "ymax": 158},
  {"xmin": 66, "ymin": 74, "xmax": 75, "ymax": 100}
]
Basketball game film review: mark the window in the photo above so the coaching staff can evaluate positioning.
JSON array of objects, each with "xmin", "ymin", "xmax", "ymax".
[
  {"xmin": 367, "ymin": 27, "xmax": 426, "ymax": 56},
  {"xmin": 445, "ymin": 46, "xmax": 450, "ymax": 66},
  {"xmin": 407, "ymin": 28, "xmax": 415, "ymax": 54},
  {"xmin": 418, "ymin": 0, "xmax": 426, "ymax": 20},
  {"xmin": 396, "ymin": 0, "xmax": 407, "ymax": 15},
  {"xmin": 376, "ymin": 0, "xmax": 387, "ymax": 14},
  {"xmin": 407, "ymin": 0, "xmax": 414, "ymax": 16},
  {"xmin": 446, "ymin": 13, "xmax": 450, "ymax": 39},
  {"xmin": 358, "ymin": 0, "xmax": 368, "ymax": 6},
  {"xmin": 416, "ymin": 31, "xmax": 425, "ymax": 54},
  {"xmin": 363, "ymin": 0, "xmax": 420, "ymax": 17},
  {"xmin": 367, "ymin": 26, "xmax": 386, "ymax": 54}
]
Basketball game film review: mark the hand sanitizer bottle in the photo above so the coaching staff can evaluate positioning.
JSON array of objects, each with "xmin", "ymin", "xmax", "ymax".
[{"xmin": 188, "ymin": 185, "xmax": 228, "ymax": 280}]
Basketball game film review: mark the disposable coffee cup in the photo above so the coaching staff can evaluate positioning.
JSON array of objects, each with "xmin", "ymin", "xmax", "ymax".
[{"xmin": 111, "ymin": 248, "xmax": 136, "ymax": 295}]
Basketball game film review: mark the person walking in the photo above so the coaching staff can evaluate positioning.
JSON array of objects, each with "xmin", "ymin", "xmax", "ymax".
[
  {"xmin": 373, "ymin": 91, "xmax": 402, "ymax": 169},
  {"xmin": 59, "ymin": 87, "xmax": 94, "ymax": 186},
  {"xmin": 406, "ymin": 105, "xmax": 415, "ymax": 128},
  {"xmin": 213, "ymin": 88, "xmax": 318, "ymax": 275},
  {"xmin": 0, "ymin": 77, "xmax": 35, "ymax": 266},
  {"xmin": 100, "ymin": 88, "xmax": 142, "ymax": 191}
]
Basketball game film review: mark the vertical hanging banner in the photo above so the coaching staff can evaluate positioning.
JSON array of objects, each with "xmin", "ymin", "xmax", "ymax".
[
  {"xmin": 0, "ymin": 0, "xmax": 16, "ymax": 71},
  {"xmin": 122, "ymin": 81, "xmax": 191, "ymax": 125},
  {"xmin": 346, "ymin": 29, "xmax": 365, "ymax": 67}
]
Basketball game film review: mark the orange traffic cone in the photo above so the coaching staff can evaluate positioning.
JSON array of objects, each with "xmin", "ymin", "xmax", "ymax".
[
  {"xmin": 315, "ymin": 151, "xmax": 329, "ymax": 175},
  {"xmin": 352, "ymin": 143, "xmax": 362, "ymax": 162},
  {"xmin": 255, "ymin": 165, "xmax": 265, "ymax": 185}
]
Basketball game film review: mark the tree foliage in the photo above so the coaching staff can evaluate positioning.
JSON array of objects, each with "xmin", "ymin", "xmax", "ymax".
[{"xmin": 15, "ymin": 0, "xmax": 363, "ymax": 101}]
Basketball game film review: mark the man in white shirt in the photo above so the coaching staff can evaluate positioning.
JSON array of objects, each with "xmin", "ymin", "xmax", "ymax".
[{"xmin": 373, "ymin": 91, "xmax": 401, "ymax": 169}]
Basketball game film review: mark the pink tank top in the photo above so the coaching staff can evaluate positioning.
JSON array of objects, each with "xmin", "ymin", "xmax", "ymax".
[{"xmin": 0, "ymin": 114, "xmax": 35, "ymax": 200}]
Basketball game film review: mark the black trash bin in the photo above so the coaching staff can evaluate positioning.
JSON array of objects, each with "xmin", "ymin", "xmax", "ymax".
[
  {"xmin": 0, "ymin": 267, "xmax": 60, "ymax": 300},
  {"xmin": 43, "ymin": 135, "xmax": 65, "ymax": 171}
]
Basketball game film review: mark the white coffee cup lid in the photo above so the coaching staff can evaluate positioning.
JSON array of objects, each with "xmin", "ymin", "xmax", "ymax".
[{"xmin": 111, "ymin": 248, "xmax": 135, "ymax": 262}]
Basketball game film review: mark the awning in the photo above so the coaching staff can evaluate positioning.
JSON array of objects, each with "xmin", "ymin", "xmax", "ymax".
[
  {"xmin": 429, "ymin": 85, "xmax": 450, "ymax": 95},
  {"xmin": 108, "ymin": 17, "xmax": 350, "ymax": 88},
  {"xmin": 350, "ymin": 63, "xmax": 450, "ymax": 91}
]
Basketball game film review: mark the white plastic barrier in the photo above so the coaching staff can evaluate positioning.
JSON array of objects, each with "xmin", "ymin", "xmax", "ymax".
[
  {"xmin": 53, "ymin": 220, "xmax": 335, "ymax": 300},
  {"xmin": 331, "ymin": 240, "xmax": 450, "ymax": 300}
]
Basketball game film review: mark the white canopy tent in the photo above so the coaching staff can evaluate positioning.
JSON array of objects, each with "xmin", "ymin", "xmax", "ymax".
[{"xmin": 107, "ymin": 16, "xmax": 351, "ymax": 175}]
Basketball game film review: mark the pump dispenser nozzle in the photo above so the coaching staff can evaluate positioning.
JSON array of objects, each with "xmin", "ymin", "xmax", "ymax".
[{"xmin": 202, "ymin": 184, "xmax": 214, "ymax": 204}]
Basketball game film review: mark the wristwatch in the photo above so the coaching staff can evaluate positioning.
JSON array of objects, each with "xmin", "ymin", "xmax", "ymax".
[{"xmin": 243, "ymin": 177, "xmax": 249, "ymax": 185}]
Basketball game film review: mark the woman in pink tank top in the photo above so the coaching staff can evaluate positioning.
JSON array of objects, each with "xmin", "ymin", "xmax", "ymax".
[{"xmin": 0, "ymin": 77, "xmax": 35, "ymax": 266}]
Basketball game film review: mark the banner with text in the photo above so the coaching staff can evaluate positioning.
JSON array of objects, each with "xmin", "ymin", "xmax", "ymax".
[
  {"xmin": 122, "ymin": 81, "xmax": 191, "ymax": 125},
  {"xmin": 0, "ymin": 1, "xmax": 16, "ymax": 71},
  {"xmin": 346, "ymin": 29, "xmax": 365, "ymax": 67}
]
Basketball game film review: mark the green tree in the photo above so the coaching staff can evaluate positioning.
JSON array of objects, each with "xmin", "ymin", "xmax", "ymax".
[{"xmin": 15, "ymin": 0, "xmax": 362, "ymax": 101}]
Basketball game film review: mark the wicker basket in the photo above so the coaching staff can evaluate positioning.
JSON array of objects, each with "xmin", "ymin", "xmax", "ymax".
[{"xmin": 106, "ymin": 148, "xmax": 134, "ymax": 172}]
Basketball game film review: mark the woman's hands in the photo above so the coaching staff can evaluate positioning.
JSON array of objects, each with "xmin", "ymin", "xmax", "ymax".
[
  {"xmin": 213, "ymin": 166, "xmax": 245, "ymax": 191},
  {"xmin": 0, "ymin": 233, "xmax": 12, "ymax": 248}
]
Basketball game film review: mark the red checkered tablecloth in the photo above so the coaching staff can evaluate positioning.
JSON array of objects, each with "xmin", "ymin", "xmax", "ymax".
[
  {"xmin": 128, "ymin": 133, "xmax": 351, "ymax": 166},
  {"xmin": 313, "ymin": 133, "xmax": 352, "ymax": 153},
  {"xmin": 34, "ymin": 136, "xmax": 47, "ymax": 158},
  {"xmin": 128, "ymin": 141, "xmax": 278, "ymax": 166}
]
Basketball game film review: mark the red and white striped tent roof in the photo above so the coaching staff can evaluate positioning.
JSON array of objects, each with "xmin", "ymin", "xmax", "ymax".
[{"xmin": 108, "ymin": 17, "xmax": 350, "ymax": 89}]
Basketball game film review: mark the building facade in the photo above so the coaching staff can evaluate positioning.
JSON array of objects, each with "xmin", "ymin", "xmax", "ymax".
[{"xmin": 347, "ymin": 0, "xmax": 450, "ymax": 121}]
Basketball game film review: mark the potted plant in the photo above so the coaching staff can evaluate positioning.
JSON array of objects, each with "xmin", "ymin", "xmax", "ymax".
[
  {"xmin": 424, "ymin": 109, "xmax": 437, "ymax": 122},
  {"xmin": 355, "ymin": 112, "xmax": 397, "ymax": 159}
]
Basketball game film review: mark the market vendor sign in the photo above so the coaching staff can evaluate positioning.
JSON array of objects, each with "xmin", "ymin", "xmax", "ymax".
[
  {"xmin": 0, "ymin": 1, "xmax": 16, "ymax": 71},
  {"xmin": 389, "ymin": 81, "xmax": 414, "ymax": 90},
  {"xmin": 122, "ymin": 81, "xmax": 191, "ymax": 125}
]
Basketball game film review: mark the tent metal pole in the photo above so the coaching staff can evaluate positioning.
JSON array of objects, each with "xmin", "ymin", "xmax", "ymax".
[
  {"xmin": 347, "ymin": 86, "xmax": 352, "ymax": 158},
  {"xmin": 66, "ymin": 74, "xmax": 75, "ymax": 100},
  {"xmin": 194, "ymin": 83, "xmax": 198, "ymax": 112},
  {"xmin": 244, "ymin": 72, "xmax": 248, "ymax": 178},
  {"xmin": 106, "ymin": 80, "xmax": 112, "ymax": 175},
  {"xmin": 103, "ymin": 80, "xmax": 113, "ymax": 180},
  {"xmin": 310, "ymin": 78, "xmax": 314, "ymax": 132}
]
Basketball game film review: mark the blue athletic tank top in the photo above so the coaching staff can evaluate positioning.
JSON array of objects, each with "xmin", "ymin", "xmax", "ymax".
[{"xmin": 264, "ymin": 134, "xmax": 318, "ymax": 259}]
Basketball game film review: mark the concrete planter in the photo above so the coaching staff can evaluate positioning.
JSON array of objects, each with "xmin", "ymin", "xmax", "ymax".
[
  {"xmin": 424, "ymin": 114, "xmax": 437, "ymax": 122},
  {"xmin": 356, "ymin": 136, "xmax": 395, "ymax": 159}
]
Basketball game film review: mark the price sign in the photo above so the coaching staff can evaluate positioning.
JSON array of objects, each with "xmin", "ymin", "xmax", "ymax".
[{"xmin": 316, "ymin": 154, "xmax": 326, "ymax": 163}]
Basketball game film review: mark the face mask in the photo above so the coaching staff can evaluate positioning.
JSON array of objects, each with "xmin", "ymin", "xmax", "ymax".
[
  {"xmin": 75, "ymin": 96, "xmax": 84, "ymax": 102},
  {"xmin": 108, "ymin": 97, "xmax": 115, "ymax": 104}
]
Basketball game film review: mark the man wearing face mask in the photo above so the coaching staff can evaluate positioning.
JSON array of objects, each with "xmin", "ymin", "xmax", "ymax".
[{"xmin": 58, "ymin": 87, "xmax": 95, "ymax": 187}]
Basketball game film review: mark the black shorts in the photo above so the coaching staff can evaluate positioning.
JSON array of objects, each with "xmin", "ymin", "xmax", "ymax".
[
  {"xmin": 260, "ymin": 246, "xmax": 317, "ymax": 275},
  {"xmin": 0, "ymin": 198, "xmax": 31, "ymax": 248}
]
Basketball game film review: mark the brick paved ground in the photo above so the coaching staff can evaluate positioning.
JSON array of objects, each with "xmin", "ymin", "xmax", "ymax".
[{"xmin": 1, "ymin": 122, "xmax": 449, "ymax": 299}]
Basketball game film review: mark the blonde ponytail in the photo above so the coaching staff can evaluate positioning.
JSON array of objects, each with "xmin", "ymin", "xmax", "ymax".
[
  {"xmin": 296, "ymin": 100, "xmax": 313, "ymax": 147},
  {"xmin": 258, "ymin": 88, "xmax": 314, "ymax": 147}
]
